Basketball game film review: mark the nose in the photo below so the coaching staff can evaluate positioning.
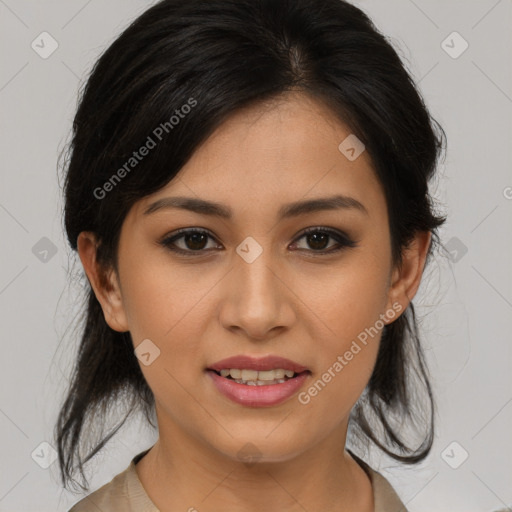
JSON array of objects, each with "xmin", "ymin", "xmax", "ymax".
[{"xmin": 218, "ymin": 245, "xmax": 295, "ymax": 341}]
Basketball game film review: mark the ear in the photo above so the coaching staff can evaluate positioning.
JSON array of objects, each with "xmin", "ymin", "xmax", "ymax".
[
  {"xmin": 77, "ymin": 231, "xmax": 129, "ymax": 332},
  {"xmin": 384, "ymin": 230, "xmax": 432, "ymax": 321}
]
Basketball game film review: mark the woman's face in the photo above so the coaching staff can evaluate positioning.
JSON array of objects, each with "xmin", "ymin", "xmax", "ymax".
[{"xmin": 83, "ymin": 92, "xmax": 422, "ymax": 465}]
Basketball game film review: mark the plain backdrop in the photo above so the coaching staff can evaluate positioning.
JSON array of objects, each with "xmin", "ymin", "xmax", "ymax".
[{"xmin": 0, "ymin": 0, "xmax": 511, "ymax": 511}]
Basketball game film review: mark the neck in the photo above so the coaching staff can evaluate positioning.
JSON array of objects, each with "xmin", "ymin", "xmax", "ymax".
[{"xmin": 136, "ymin": 419, "xmax": 374, "ymax": 512}]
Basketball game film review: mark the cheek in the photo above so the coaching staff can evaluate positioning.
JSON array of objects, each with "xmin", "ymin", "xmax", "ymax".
[
  {"xmin": 296, "ymin": 253, "xmax": 390, "ymax": 412},
  {"xmin": 119, "ymin": 249, "xmax": 209, "ymax": 342},
  {"xmin": 305, "ymin": 252, "xmax": 390, "ymax": 343},
  {"xmin": 119, "ymin": 259, "xmax": 211, "ymax": 410}
]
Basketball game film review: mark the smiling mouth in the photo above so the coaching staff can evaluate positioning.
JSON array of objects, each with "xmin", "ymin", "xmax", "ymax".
[{"xmin": 209, "ymin": 368, "xmax": 310, "ymax": 386}]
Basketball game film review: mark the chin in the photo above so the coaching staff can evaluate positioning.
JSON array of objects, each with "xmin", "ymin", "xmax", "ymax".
[{"xmin": 211, "ymin": 434, "xmax": 309, "ymax": 466}]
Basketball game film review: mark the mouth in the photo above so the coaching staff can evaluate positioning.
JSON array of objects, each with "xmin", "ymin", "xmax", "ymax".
[
  {"xmin": 207, "ymin": 368, "xmax": 310, "ymax": 386},
  {"xmin": 205, "ymin": 355, "xmax": 311, "ymax": 407}
]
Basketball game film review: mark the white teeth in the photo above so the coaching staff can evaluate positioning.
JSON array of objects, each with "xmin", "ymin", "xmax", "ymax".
[
  {"xmin": 216, "ymin": 368, "xmax": 299, "ymax": 383},
  {"xmin": 241, "ymin": 369, "xmax": 259, "ymax": 381},
  {"xmin": 230, "ymin": 369, "xmax": 242, "ymax": 379},
  {"xmin": 258, "ymin": 369, "xmax": 284, "ymax": 380},
  {"xmin": 239, "ymin": 378, "xmax": 286, "ymax": 386}
]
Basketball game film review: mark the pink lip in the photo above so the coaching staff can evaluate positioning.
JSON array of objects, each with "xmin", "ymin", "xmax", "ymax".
[
  {"xmin": 207, "ymin": 355, "xmax": 309, "ymax": 373},
  {"xmin": 206, "ymin": 370, "xmax": 310, "ymax": 407}
]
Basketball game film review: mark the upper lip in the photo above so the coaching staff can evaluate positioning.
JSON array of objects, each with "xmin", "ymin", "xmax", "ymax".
[{"xmin": 207, "ymin": 355, "xmax": 309, "ymax": 373}]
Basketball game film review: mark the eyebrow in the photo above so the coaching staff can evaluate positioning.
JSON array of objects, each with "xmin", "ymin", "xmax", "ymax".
[{"xmin": 143, "ymin": 194, "xmax": 368, "ymax": 219}]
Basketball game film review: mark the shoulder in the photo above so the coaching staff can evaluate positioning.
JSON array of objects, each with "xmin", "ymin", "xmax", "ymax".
[
  {"xmin": 67, "ymin": 464, "xmax": 132, "ymax": 512},
  {"xmin": 67, "ymin": 448, "xmax": 157, "ymax": 512},
  {"xmin": 348, "ymin": 449, "xmax": 409, "ymax": 512},
  {"xmin": 369, "ymin": 468, "xmax": 408, "ymax": 512}
]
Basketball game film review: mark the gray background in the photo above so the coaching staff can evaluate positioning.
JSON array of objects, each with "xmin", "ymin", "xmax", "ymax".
[{"xmin": 1, "ymin": 0, "xmax": 511, "ymax": 510}]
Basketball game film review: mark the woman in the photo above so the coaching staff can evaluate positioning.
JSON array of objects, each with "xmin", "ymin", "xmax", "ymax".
[{"xmin": 56, "ymin": 0, "xmax": 447, "ymax": 510}]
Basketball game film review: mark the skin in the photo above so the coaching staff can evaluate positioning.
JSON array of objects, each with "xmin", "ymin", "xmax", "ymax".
[{"xmin": 78, "ymin": 91, "xmax": 431, "ymax": 512}]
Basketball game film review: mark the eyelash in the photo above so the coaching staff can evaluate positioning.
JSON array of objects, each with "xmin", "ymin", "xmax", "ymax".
[{"xmin": 159, "ymin": 226, "xmax": 358, "ymax": 257}]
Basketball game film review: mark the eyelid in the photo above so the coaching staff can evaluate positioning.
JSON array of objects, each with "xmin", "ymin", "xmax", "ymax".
[
  {"xmin": 291, "ymin": 226, "xmax": 358, "ymax": 253},
  {"xmin": 159, "ymin": 226, "xmax": 358, "ymax": 256},
  {"xmin": 160, "ymin": 227, "xmax": 220, "ymax": 252},
  {"xmin": 295, "ymin": 226, "xmax": 354, "ymax": 243}
]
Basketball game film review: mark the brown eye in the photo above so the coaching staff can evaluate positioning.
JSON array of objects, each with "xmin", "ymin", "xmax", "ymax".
[
  {"xmin": 160, "ymin": 226, "xmax": 357, "ymax": 257},
  {"xmin": 304, "ymin": 231, "xmax": 330, "ymax": 250},
  {"xmin": 180, "ymin": 231, "xmax": 209, "ymax": 251},
  {"xmin": 290, "ymin": 227, "xmax": 357, "ymax": 254},
  {"xmin": 160, "ymin": 228, "xmax": 220, "ymax": 254}
]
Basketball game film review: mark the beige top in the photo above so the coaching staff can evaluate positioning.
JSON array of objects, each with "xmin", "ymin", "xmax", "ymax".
[{"xmin": 68, "ymin": 448, "xmax": 408, "ymax": 512}]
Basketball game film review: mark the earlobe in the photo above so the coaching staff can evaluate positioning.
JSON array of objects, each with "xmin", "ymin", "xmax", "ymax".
[
  {"xmin": 385, "ymin": 230, "xmax": 432, "ymax": 321},
  {"xmin": 76, "ymin": 231, "xmax": 129, "ymax": 332}
]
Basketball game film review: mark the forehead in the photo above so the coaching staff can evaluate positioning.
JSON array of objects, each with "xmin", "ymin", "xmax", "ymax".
[{"xmin": 132, "ymin": 92, "xmax": 387, "ymax": 224}]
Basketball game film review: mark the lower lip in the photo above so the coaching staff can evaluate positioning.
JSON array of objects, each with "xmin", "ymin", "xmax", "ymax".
[{"xmin": 206, "ymin": 370, "xmax": 310, "ymax": 407}]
